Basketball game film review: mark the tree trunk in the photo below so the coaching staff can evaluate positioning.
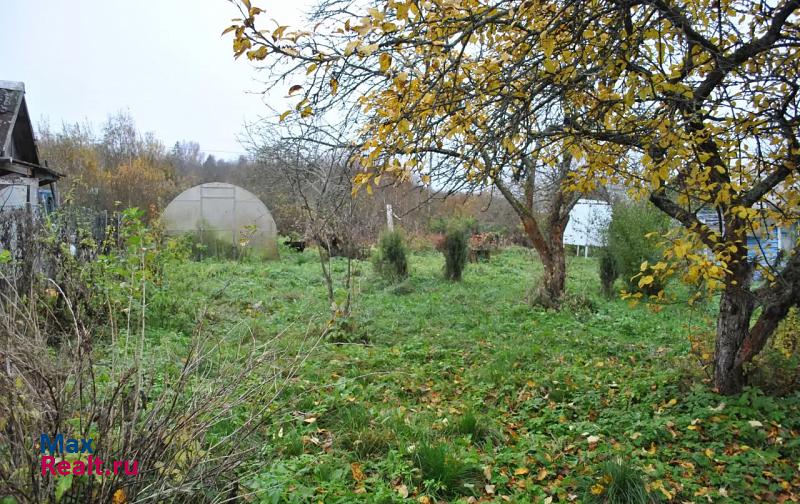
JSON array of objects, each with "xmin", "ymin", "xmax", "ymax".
[
  {"xmin": 522, "ymin": 216, "xmax": 567, "ymax": 308},
  {"xmin": 537, "ymin": 244, "xmax": 566, "ymax": 308},
  {"xmin": 714, "ymin": 285, "xmax": 755, "ymax": 394},
  {"xmin": 711, "ymin": 238, "xmax": 800, "ymax": 395}
]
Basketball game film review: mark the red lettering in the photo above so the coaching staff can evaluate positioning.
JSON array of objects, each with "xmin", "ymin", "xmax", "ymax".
[
  {"xmin": 113, "ymin": 460, "xmax": 122, "ymax": 474},
  {"xmin": 41, "ymin": 456, "xmax": 56, "ymax": 475},
  {"xmin": 56, "ymin": 460, "xmax": 70, "ymax": 476},
  {"xmin": 124, "ymin": 460, "xmax": 139, "ymax": 476}
]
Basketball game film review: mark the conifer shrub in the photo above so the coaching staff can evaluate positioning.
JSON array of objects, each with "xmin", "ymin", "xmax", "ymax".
[
  {"xmin": 443, "ymin": 226, "xmax": 469, "ymax": 281},
  {"xmin": 372, "ymin": 230, "xmax": 408, "ymax": 281}
]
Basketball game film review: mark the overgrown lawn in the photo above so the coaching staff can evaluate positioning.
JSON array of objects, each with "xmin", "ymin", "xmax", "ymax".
[{"xmin": 149, "ymin": 247, "xmax": 800, "ymax": 503}]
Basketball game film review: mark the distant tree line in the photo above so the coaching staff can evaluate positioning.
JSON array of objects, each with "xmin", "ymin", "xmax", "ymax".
[{"xmin": 37, "ymin": 111, "xmax": 520, "ymax": 241}]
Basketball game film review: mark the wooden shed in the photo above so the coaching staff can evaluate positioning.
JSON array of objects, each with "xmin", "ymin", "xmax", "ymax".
[{"xmin": 0, "ymin": 80, "xmax": 62, "ymax": 213}]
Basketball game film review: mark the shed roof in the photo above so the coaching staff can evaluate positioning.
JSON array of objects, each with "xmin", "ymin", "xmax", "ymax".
[
  {"xmin": 0, "ymin": 80, "xmax": 62, "ymax": 181},
  {"xmin": 0, "ymin": 81, "xmax": 31, "ymax": 159}
]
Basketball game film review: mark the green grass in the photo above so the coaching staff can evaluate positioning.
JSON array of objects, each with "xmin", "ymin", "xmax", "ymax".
[
  {"xmin": 584, "ymin": 458, "xmax": 655, "ymax": 504},
  {"xmin": 142, "ymin": 247, "xmax": 800, "ymax": 502},
  {"xmin": 413, "ymin": 442, "xmax": 482, "ymax": 498}
]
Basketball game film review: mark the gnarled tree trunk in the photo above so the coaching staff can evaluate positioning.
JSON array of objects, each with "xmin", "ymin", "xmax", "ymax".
[
  {"xmin": 713, "ymin": 245, "xmax": 800, "ymax": 395},
  {"xmin": 527, "ymin": 221, "xmax": 567, "ymax": 308},
  {"xmin": 714, "ymin": 284, "xmax": 755, "ymax": 395},
  {"xmin": 495, "ymin": 152, "xmax": 577, "ymax": 309}
]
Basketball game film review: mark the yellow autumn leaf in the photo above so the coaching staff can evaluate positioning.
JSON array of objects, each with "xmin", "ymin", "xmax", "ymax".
[
  {"xmin": 246, "ymin": 46, "xmax": 268, "ymax": 61},
  {"xmin": 358, "ymin": 43, "xmax": 380, "ymax": 56},
  {"xmin": 344, "ymin": 40, "xmax": 360, "ymax": 56},
  {"xmin": 272, "ymin": 25, "xmax": 289, "ymax": 40},
  {"xmin": 541, "ymin": 33, "xmax": 555, "ymax": 57},
  {"xmin": 112, "ymin": 489, "xmax": 127, "ymax": 504},
  {"xmin": 350, "ymin": 462, "xmax": 365, "ymax": 481},
  {"xmin": 379, "ymin": 52, "xmax": 392, "ymax": 73},
  {"xmin": 514, "ymin": 467, "xmax": 529, "ymax": 476}
]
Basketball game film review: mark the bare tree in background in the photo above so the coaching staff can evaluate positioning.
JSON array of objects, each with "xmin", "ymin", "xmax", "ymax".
[{"xmin": 250, "ymin": 126, "xmax": 368, "ymax": 321}]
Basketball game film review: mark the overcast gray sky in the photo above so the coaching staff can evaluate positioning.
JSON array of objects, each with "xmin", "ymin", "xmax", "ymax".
[{"xmin": 1, "ymin": 0, "xmax": 306, "ymax": 159}]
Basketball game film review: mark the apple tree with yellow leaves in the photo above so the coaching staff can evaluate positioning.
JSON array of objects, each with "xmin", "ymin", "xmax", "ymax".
[
  {"xmin": 225, "ymin": 0, "xmax": 589, "ymax": 309},
  {"xmin": 227, "ymin": 0, "xmax": 800, "ymax": 394}
]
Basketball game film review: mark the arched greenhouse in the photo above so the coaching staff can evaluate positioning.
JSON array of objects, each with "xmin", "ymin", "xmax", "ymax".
[{"xmin": 162, "ymin": 182, "xmax": 279, "ymax": 259}]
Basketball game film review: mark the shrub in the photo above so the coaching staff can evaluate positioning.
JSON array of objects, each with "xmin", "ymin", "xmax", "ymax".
[
  {"xmin": 605, "ymin": 201, "xmax": 671, "ymax": 295},
  {"xmin": 443, "ymin": 226, "xmax": 469, "ymax": 281},
  {"xmin": 748, "ymin": 307, "xmax": 800, "ymax": 395},
  {"xmin": 429, "ymin": 217, "xmax": 478, "ymax": 235},
  {"xmin": 598, "ymin": 247, "xmax": 619, "ymax": 298},
  {"xmin": 0, "ymin": 214, "xmax": 304, "ymax": 503},
  {"xmin": 373, "ymin": 230, "xmax": 408, "ymax": 281}
]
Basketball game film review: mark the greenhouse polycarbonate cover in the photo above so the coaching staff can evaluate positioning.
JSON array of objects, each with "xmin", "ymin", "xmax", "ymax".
[{"xmin": 162, "ymin": 182, "xmax": 278, "ymax": 259}]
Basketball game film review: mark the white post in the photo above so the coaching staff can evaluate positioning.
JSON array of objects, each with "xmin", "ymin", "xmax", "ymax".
[{"xmin": 386, "ymin": 204, "xmax": 394, "ymax": 231}]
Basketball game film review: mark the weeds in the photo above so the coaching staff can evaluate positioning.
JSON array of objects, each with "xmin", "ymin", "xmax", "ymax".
[
  {"xmin": 446, "ymin": 410, "xmax": 497, "ymax": 444},
  {"xmin": 584, "ymin": 458, "xmax": 656, "ymax": 504},
  {"xmin": 0, "ymin": 215, "xmax": 323, "ymax": 503},
  {"xmin": 413, "ymin": 443, "xmax": 481, "ymax": 498}
]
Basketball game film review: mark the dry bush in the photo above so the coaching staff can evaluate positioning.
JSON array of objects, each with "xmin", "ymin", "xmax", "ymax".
[{"xmin": 0, "ymin": 219, "xmax": 322, "ymax": 503}]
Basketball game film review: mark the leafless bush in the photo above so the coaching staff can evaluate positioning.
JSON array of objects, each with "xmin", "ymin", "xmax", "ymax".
[{"xmin": 248, "ymin": 128, "xmax": 370, "ymax": 321}]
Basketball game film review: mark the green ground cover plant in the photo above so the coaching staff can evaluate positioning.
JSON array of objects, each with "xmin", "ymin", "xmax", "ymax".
[{"xmin": 137, "ymin": 246, "xmax": 800, "ymax": 502}]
